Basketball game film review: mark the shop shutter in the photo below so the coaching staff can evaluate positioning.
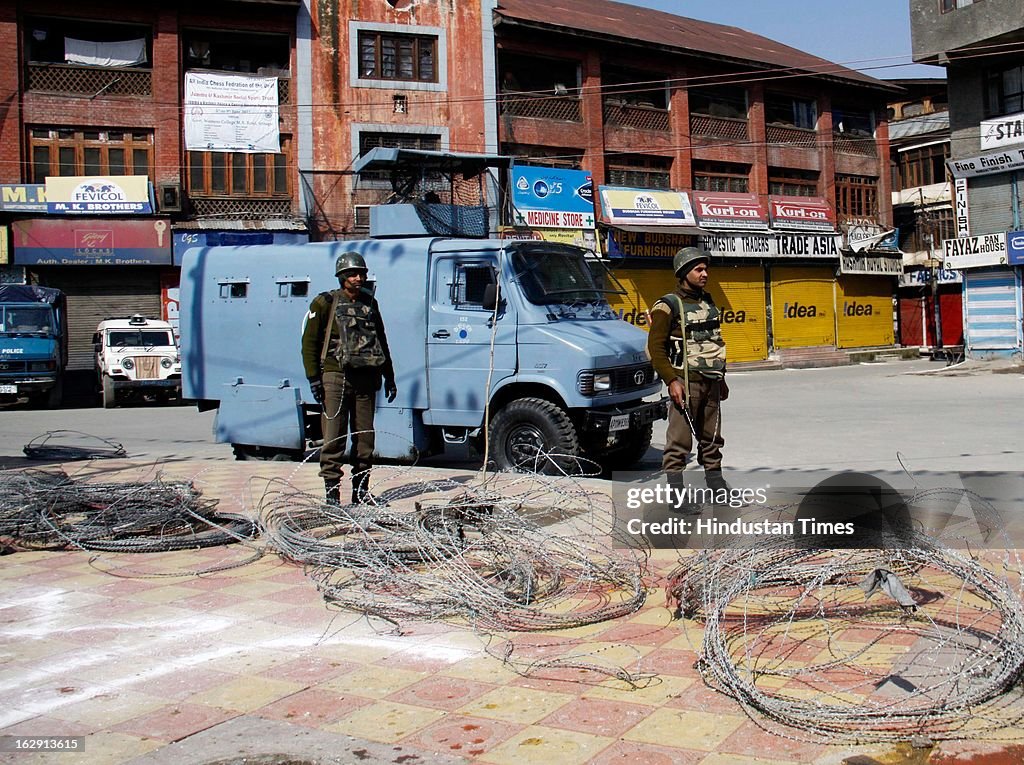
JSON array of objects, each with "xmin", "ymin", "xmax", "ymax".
[
  {"xmin": 605, "ymin": 268, "xmax": 674, "ymax": 331},
  {"xmin": 939, "ymin": 290, "xmax": 964, "ymax": 347},
  {"xmin": 707, "ymin": 264, "xmax": 767, "ymax": 362},
  {"xmin": 964, "ymin": 268, "xmax": 1020, "ymax": 352},
  {"xmin": 899, "ymin": 295, "xmax": 926, "ymax": 346},
  {"xmin": 967, "ymin": 177, "xmax": 1024, "ymax": 237},
  {"xmin": 39, "ymin": 268, "xmax": 161, "ymax": 370},
  {"xmin": 769, "ymin": 266, "xmax": 836, "ymax": 348},
  {"xmin": 835, "ymin": 275, "xmax": 894, "ymax": 348}
]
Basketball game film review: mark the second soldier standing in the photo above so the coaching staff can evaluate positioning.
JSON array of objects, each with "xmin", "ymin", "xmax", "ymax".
[{"xmin": 301, "ymin": 252, "xmax": 397, "ymax": 505}]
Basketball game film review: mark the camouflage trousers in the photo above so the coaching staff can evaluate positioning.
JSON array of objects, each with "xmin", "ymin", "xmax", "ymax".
[
  {"xmin": 662, "ymin": 375, "xmax": 725, "ymax": 473},
  {"xmin": 319, "ymin": 369, "xmax": 377, "ymax": 482}
]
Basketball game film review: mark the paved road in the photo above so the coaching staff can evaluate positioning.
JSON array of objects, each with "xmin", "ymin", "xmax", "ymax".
[{"xmin": 1, "ymin": 359, "xmax": 1020, "ymax": 473}]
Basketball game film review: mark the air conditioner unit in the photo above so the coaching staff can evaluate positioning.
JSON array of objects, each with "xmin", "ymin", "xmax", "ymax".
[{"xmin": 158, "ymin": 182, "xmax": 183, "ymax": 213}]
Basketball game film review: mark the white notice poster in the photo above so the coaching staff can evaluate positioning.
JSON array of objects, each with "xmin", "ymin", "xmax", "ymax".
[{"xmin": 184, "ymin": 72, "xmax": 280, "ymax": 153}]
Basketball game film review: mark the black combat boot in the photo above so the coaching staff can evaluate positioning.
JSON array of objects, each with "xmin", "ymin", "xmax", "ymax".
[
  {"xmin": 324, "ymin": 477, "xmax": 342, "ymax": 506},
  {"xmin": 666, "ymin": 471, "xmax": 700, "ymax": 516},
  {"xmin": 705, "ymin": 469, "xmax": 730, "ymax": 493},
  {"xmin": 351, "ymin": 471, "xmax": 387, "ymax": 506}
]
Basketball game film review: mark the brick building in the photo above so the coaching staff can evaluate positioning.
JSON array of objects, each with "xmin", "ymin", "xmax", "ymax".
[
  {"xmin": 911, "ymin": 0, "xmax": 1024, "ymax": 360},
  {"xmin": 0, "ymin": 0, "xmax": 304, "ymax": 372},
  {"xmin": 493, "ymin": 0, "xmax": 902, "ymax": 361}
]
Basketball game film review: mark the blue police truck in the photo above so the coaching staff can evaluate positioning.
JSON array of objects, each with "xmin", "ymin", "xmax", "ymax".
[
  {"xmin": 0, "ymin": 285, "xmax": 66, "ymax": 408},
  {"xmin": 179, "ymin": 150, "xmax": 666, "ymax": 472}
]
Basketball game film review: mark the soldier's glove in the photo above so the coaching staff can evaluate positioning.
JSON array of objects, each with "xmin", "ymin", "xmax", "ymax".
[
  {"xmin": 720, "ymin": 378, "xmax": 730, "ymax": 401},
  {"xmin": 384, "ymin": 376, "xmax": 398, "ymax": 403},
  {"xmin": 309, "ymin": 377, "xmax": 325, "ymax": 405}
]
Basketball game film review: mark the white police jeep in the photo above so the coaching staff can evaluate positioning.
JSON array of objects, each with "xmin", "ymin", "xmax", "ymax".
[{"xmin": 93, "ymin": 314, "xmax": 181, "ymax": 408}]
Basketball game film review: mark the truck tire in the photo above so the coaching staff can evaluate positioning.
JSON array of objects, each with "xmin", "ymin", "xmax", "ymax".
[
  {"xmin": 488, "ymin": 397, "xmax": 581, "ymax": 475},
  {"xmin": 593, "ymin": 422, "xmax": 654, "ymax": 473},
  {"xmin": 231, "ymin": 443, "xmax": 303, "ymax": 462},
  {"xmin": 101, "ymin": 376, "xmax": 116, "ymax": 409}
]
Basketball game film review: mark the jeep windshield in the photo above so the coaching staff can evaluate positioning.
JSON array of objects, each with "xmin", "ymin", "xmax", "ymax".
[
  {"xmin": 108, "ymin": 330, "xmax": 174, "ymax": 348},
  {"xmin": 0, "ymin": 306, "xmax": 53, "ymax": 336},
  {"xmin": 510, "ymin": 246, "xmax": 606, "ymax": 306}
]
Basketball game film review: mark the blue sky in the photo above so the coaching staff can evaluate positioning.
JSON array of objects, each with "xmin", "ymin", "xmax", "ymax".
[{"xmin": 628, "ymin": 0, "xmax": 945, "ymax": 80}]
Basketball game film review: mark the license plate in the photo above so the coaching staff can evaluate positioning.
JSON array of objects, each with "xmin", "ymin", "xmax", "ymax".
[
  {"xmin": 0, "ymin": 385, "xmax": 16, "ymax": 394},
  {"xmin": 609, "ymin": 413, "xmax": 630, "ymax": 432}
]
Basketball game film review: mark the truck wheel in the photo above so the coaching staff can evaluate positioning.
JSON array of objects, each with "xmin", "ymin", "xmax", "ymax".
[
  {"xmin": 101, "ymin": 376, "xmax": 116, "ymax": 409},
  {"xmin": 231, "ymin": 444, "xmax": 302, "ymax": 462},
  {"xmin": 594, "ymin": 422, "xmax": 654, "ymax": 473},
  {"xmin": 488, "ymin": 397, "xmax": 581, "ymax": 475}
]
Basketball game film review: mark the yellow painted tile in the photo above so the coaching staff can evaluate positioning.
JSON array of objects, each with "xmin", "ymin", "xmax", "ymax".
[
  {"xmin": 48, "ymin": 690, "xmax": 168, "ymax": 728},
  {"xmin": 122, "ymin": 585, "xmax": 203, "ymax": 605},
  {"xmin": 441, "ymin": 656, "xmax": 523, "ymax": 684},
  {"xmin": 320, "ymin": 665, "xmax": 428, "ymax": 699},
  {"xmin": 201, "ymin": 647, "xmax": 295, "ymax": 675},
  {"xmin": 327, "ymin": 701, "xmax": 445, "ymax": 744},
  {"xmin": 457, "ymin": 686, "xmax": 573, "ymax": 725},
  {"xmin": 622, "ymin": 707, "xmax": 744, "ymax": 750},
  {"xmin": 479, "ymin": 725, "xmax": 613, "ymax": 765},
  {"xmin": 700, "ymin": 754, "xmax": 801, "ymax": 765},
  {"xmin": 218, "ymin": 580, "xmax": 299, "ymax": 599},
  {"xmin": 625, "ymin": 607, "xmax": 679, "ymax": 626},
  {"xmin": 568, "ymin": 641, "xmax": 654, "ymax": 668},
  {"xmin": 30, "ymin": 732, "xmax": 162, "ymax": 765},
  {"xmin": 0, "ymin": 638, "xmax": 77, "ymax": 663},
  {"xmin": 584, "ymin": 672, "xmax": 694, "ymax": 706},
  {"xmin": 209, "ymin": 599, "xmax": 298, "ymax": 620},
  {"xmin": 187, "ymin": 675, "xmax": 303, "ymax": 712}
]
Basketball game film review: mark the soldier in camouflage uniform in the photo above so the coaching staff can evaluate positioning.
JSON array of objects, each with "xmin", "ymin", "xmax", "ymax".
[
  {"xmin": 301, "ymin": 252, "xmax": 397, "ymax": 505},
  {"xmin": 647, "ymin": 247, "xmax": 730, "ymax": 491}
]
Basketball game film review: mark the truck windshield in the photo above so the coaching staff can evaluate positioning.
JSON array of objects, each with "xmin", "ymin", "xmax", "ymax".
[
  {"xmin": 108, "ymin": 330, "xmax": 174, "ymax": 347},
  {"xmin": 510, "ymin": 248, "xmax": 605, "ymax": 305},
  {"xmin": 0, "ymin": 306, "xmax": 53, "ymax": 335}
]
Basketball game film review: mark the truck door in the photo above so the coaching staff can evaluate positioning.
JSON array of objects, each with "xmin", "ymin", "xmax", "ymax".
[{"xmin": 426, "ymin": 254, "xmax": 516, "ymax": 426}]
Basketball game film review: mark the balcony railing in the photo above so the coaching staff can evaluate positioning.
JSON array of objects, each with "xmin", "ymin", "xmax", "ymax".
[
  {"xmin": 833, "ymin": 133, "xmax": 877, "ymax": 157},
  {"xmin": 190, "ymin": 197, "xmax": 294, "ymax": 219},
  {"xmin": 499, "ymin": 93, "xmax": 582, "ymax": 122},
  {"xmin": 603, "ymin": 101, "xmax": 670, "ymax": 131},
  {"xmin": 766, "ymin": 123, "xmax": 818, "ymax": 149},
  {"xmin": 690, "ymin": 114, "xmax": 749, "ymax": 142},
  {"xmin": 27, "ymin": 63, "xmax": 152, "ymax": 97}
]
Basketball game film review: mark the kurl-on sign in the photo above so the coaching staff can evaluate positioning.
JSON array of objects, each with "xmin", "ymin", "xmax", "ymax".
[
  {"xmin": 691, "ymin": 192, "xmax": 770, "ymax": 230},
  {"xmin": 768, "ymin": 196, "xmax": 835, "ymax": 232}
]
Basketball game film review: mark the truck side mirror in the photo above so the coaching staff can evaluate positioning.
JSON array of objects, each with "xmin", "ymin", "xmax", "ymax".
[
  {"xmin": 92, "ymin": 333, "xmax": 101, "ymax": 345},
  {"xmin": 482, "ymin": 283, "xmax": 499, "ymax": 311}
]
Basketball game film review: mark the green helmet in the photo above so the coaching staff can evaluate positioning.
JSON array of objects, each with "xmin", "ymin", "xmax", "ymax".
[
  {"xmin": 335, "ymin": 251, "xmax": 368, "ymax": 276},
  {"xmin": 673, "ymin": 246, "xmax": 710, "ymax": 277}
]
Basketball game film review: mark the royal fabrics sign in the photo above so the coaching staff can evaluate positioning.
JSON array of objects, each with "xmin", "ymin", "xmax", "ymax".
[
  {"xmin": 768, "ymin": 196, "xmax": 835, "ymax": 232},
  {"xmin": 45, "ymin": 176, "xmax": 152, "ymax": 214}
]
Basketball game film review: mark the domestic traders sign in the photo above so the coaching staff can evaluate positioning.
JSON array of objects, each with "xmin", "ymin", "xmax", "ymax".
[
  {"xmin": 511, "ymin": 166, "xmax": 595, "ymax": 229},
  {"xmin": 943, "ymin": 232, "xmax": 1007, "ymax": 270},
  {"xmin": 699, "ymin": 232, "xmax": 841, "ymax": 258},
  {"xmin": 691, "ymin": 192, "xmax": 770, "ymax": 230},
  {"xmin": 599, "ymin": 187, "xmax": 698, "ymax": 227},
  {"xmin": 768, "ymin": 196, "xmax": 836, "ymax": 232},
  {"xmin": 44, "ymin": 176, "xmax": 152, "ymax": 214}
]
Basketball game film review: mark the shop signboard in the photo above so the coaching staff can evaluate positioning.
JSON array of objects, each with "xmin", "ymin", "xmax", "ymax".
[
  {"xmin": 980, "ymin": 111, "xmax": 1024, "ymax": 151},
  {"xmin": 184, "ymin": 72, "xmax": 280, "ymax": 153},
  {"xmin": 768, "ymin": 196, "xmax": 835, "ymax": 232},
  {"xmin": 691, "ymin": 192, "xmax": 770, "ymax": 230},
  {"xmin": 0, "ymin": 184, "xmax": 47, "ymax": 212},
  {"xmin": 1007, "ymin": 230, "xmax": 1024, "ymax": 266},
  {"xmin": 605, "ymin": 228, "xmax": 695, "ymax": 258},
  {"xmin": 699, "ymin": 232, "xmax": 774, "ymax": 257},
  {"xmin": 774, "ymin": 233, "xmax": 842, "ymax": 257},
  {"xmin": 840, "ymin": 253, "xmax": 903, "ymax": 276},
  {"xmin": 899, "ymin": 268, "xmax": 962, "ymax": 287},
  {"xmin": 12, "ymin": 218, "xmax": 172, "ymax": 265},
  {"xmin": 943, "ymin": 232, "xmax": 1008, "ymax": 270},
  {"xmin": 498, "ymin": 226, "xmax": 598, "ymax": 252},
  {"xmin": 511, "ymin": 166, "xmax": 595, "ymax": 229},
  {"xmin": 172, "ymin": 230, "xmax": 310, "ymax": 265},
  {"xmin": 947, "ymin": 147, "xmax": 1024, "ymax": 179},
  {"xmin": 954, "ymin": 178, "xmax": 970, "ymax": 237},
  {"xmin": 45, "ymin": 176, "xmax": 152, "ymax": 214},
  {"xmin": 599, "ymin": 187, "xmax": 697, "ymax": 227}
]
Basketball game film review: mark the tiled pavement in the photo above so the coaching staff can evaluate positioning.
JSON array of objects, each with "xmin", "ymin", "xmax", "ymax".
[{"xmin": 2, "ymin": 459, "xmax": 1023, "ymax": 765}]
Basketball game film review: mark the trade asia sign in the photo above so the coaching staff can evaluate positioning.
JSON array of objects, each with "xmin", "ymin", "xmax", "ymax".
[
  {"xmin": 45, "ymin": 176, "xmax": 152, "ymax": 214},
  {"xmin": 691, "ymin": 192, "xmax": 770, "ymax": 230},
  {"xmin": 511, "ymin": 166, "xmax": 595, "ymax": 229},
  {"xmin": 768, "ymin": 196, "xmax": 835, "ymax": 233},
  {"xmin": 599, "ymin": 187, "xmax": 698, "ymax": 227}
]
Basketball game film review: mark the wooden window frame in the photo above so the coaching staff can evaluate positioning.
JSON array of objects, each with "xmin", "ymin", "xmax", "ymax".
[
  {"xmin": 606, "ymin": 155, "xmax": 671, "ymax": 191},
  {"xmin": 28, "ymin": 128, "xmax": 154, "ymax": 183},
  {"xmin": 187, "ymin": 138, "xmax": 292, "ymax": 199},
  {"xmin": 769, "ymin": 168, "xmax": 819, "ymax": 197},
  {"xmin": 835, "ymin": 174, "xmax": 879, "ymax": 219},
  {"xmin": 693, "ymin": 161, "xmax": 749, "ymax": 193},
  {"xmin": 765, "ymin": 93, "xmax": 817, "ymax": 130},
  {"xmin": 985, "ymin": 63, "xmax": 1024, "ymax": 118},
  {"xmin": 897, "ymin": 143, "xmax": 950, "ymax": 190},
  {"xmin": 689, "ymin": 85, "xmax": 748, "ymax": 120},
  {"xmin": 358, "ymin": 30, "xmax": 437, "ymax": 83},
  {"xmin": 358, "ymin": 131, "xmax": 441, "ymax": 182}
]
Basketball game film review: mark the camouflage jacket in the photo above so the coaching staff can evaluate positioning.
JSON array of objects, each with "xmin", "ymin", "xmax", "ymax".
[
  {"xmin": 647, "ymin": 285, "xmax": 726, "ymax": 383},
  {"xmin": 301, "ymin": 288, "xmax": 394, "ymax": 382}
]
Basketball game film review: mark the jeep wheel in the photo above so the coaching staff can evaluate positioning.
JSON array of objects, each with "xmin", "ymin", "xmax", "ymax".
[
  {"xmin": 101, "ymin": 376, "xmax": 116, "ymax": 409},
  {"xmin": 231, "ymin": 443, "xmax": 303, "ymax": 462},
  {"xmin": 488, "ymin": 398, "xmax": 581, "ymax": 475}
]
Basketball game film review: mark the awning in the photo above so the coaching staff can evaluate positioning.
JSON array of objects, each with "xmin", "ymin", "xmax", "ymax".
[{"xmin": 609, "ymin": 224, "xmax": 706, "ymax": 236}]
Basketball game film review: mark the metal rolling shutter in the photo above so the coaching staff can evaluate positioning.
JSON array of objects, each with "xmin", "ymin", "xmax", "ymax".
[
  {"xmin": 963, "ymin": 268, "xmax": 1020, "ymax": 353},
  {"xmin": 707, "ymin": 264, "xmax": 767, "ymax": 362},
  {"xmin": 769, "ymin": 266, "xmax": 836, "ymax": 348},
  {"xmin": 606, "ymin": 268, "xmax": 674, "ymax": 330},
  {"xmin": 835, "ymin": 275, "xmax": 894, "ymax": 349},
  {"xmin": 898, "ymin": 295, "xmax": 926, "ymax": 346},
  {"xmin": 40, "ymin": 268, "xmax": 161, "ymax": 370},
  {"xmin": 967, "ymin": 177, "xmax": 1023, "ymax": 237}
]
